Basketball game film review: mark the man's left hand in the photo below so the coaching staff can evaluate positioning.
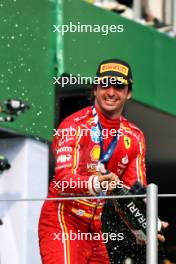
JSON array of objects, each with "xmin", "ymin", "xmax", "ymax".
[{"xmin": 158, "ymin": 221, "xmax": 169, "ymax": 242}]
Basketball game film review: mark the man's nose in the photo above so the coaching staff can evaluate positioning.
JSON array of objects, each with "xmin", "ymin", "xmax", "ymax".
[{"xmin": 107, "ymin": 86, "xmax": 116, "ymax": 96}]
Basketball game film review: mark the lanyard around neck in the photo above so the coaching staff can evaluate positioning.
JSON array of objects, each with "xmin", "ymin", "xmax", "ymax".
[{"xmin": 92, "ymin": 105, "xmax": 120, "ymax": 164}]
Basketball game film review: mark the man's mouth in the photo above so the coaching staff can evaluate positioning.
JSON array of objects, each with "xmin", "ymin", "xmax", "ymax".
[{"xmin": 105, "ymin": 98, "xmax": 118, "ymax": 103}]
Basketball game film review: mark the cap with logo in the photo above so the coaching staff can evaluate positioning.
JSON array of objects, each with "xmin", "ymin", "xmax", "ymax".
[{"xmin": 96, "ymin": 58, "xmax": 133, "ymax": 86}]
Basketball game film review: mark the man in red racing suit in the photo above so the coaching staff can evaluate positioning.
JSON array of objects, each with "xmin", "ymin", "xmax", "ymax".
[{"xmin": 38, "ymin": 59, "xmax": 147, "ymax": 264}]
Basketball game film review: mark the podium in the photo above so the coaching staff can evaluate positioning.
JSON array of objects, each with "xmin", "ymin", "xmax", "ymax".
[{"xmin": 0, "ymin": 138, "xmax": 49, "ymax": 264}]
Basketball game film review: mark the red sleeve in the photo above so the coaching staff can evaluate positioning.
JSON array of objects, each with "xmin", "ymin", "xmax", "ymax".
[
  {"xmin": 49, "ymin": 119, "xmax": 101, "ymax": 196},
  {"xmin": 122, "ymin": 132, "xmax": 147, "ymax": 188}
]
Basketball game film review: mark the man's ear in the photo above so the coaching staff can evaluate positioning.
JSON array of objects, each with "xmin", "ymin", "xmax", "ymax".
[{"xmin": 127, "ymin": 90, "xmax": 132, "ymax": 100}]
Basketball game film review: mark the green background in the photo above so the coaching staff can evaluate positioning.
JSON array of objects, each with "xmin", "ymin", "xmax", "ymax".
[
  {"xmin": 61, "ymin": 0, "xmax": 176, "ymax": 116},
  {"xmin": 0, "ymin": 0, "xmax": 56, "ymax": 141}
]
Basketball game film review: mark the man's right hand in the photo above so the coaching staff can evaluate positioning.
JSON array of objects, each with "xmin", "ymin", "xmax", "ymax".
[{"xmin": 98, "ymin": 167, "xmax": 119, "ymax": 192}]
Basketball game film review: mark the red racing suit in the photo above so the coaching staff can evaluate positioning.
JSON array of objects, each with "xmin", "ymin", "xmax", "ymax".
[{"xmin": 38, "ymin": 106, "xmax": 147, "ymax": 264}]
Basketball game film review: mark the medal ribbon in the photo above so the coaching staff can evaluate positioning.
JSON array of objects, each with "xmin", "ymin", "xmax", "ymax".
[
  {"xmin": 92, "ymin": 105, "xmax": 119, "ymax": 164},
  {"xmin": 98, "ymin": 121, "xmax": 119, "ymax": 164}
]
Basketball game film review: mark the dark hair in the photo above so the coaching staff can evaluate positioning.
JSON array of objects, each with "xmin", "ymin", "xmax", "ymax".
[
  {"xmin": 128, "ymin": 83, "xmax": 132, "ymax": 91},
  {"xmin": 93, "ymin": 83, "xmax": 132, "ymax": 91}
]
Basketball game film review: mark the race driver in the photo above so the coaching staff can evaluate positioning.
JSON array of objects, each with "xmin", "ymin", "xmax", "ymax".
[{"xmin": 38, "ymin": 58, "xmax": 166, "ymax": 264}]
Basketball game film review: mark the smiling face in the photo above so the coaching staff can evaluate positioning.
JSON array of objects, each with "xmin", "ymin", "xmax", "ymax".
[{"xmin": 94, "ymin": 84, "xmax": 132, "ymax": 119}]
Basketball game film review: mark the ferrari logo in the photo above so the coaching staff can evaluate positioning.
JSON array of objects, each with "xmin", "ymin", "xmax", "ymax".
[{"xmin": 124, "ymin": 136, "xmax": 131, "ymax": 149}]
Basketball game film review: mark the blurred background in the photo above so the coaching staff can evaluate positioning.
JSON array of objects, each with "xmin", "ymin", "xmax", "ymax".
[{"xmin": 0, "ymin": 0, "xmax": 176, "ymax": 263}]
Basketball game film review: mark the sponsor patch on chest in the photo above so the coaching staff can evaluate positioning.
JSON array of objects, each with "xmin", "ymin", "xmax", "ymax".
[{"xmin": 116, "ymin": 154, "xmax": 129, "ymax": 175}]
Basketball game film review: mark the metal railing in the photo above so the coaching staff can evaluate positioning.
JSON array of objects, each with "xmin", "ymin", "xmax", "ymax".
[
  {"xmin": 146, "ymin": 184, "xmax": 158, "ymax": 264},
  {"xmin": 0, "ymin": 183, "xmax": 170, "ymax": 263}
]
